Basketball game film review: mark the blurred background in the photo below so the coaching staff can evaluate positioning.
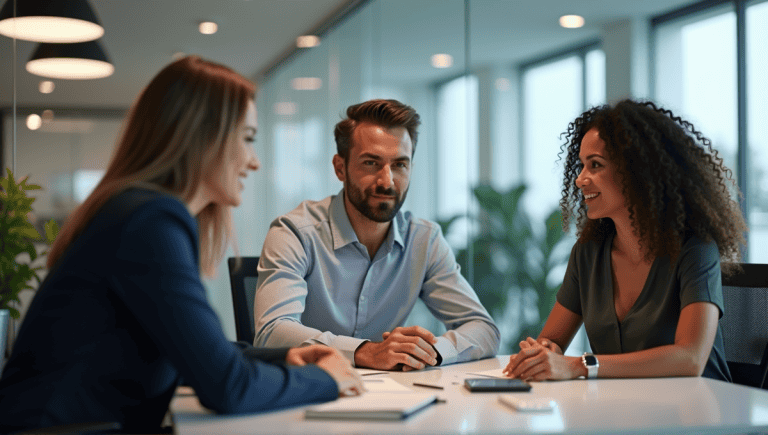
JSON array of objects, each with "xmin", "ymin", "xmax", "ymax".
[{"xmin": 2, "ymin": 0, "xmax": 766, "ymax": 354}]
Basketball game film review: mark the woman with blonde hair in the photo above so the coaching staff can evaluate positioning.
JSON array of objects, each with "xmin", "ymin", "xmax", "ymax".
[
  {"xmin": 504, "ymin": 99, "xmax": 747, "ymax": 382},
  {"xmin": 0, "ymin": 56, "xmax": 361, "ymax": 434}
]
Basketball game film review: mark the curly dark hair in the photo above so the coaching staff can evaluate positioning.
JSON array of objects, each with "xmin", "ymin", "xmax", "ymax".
[{"xmin": 558, "ymin": 99, "xmax": 747, "ymax": 274}]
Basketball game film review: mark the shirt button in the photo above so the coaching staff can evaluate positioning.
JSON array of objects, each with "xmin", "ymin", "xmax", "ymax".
[{"xmin": 360, "ymin": 296, "xmax": 366, "ymax": 302}]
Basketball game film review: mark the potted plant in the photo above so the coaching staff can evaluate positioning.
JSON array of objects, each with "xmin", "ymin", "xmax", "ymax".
[
  {"xmin": 438, "ymin": 184, "xmax": 569, "ymax": 353},
  {"xmin": 0, "ymin": 169, "xmax": 59, "ymax": 361}
]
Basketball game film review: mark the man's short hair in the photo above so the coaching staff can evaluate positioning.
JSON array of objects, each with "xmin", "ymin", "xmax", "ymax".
[{"xmin": 334, "ymin": 99, "xmax": 421, "ymax": 161}]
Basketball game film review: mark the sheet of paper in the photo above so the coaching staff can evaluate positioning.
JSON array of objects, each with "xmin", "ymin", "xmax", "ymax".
[
  {"xmin": 356, "ymin": 368, "xmax": 390, "ymax": 376},
  {"xmin": 363, "ymin": 376, "xmax": 413, "ymax": 392},
  {"xmin": 467, "ymin": 368, "xmax": 509, "ymax": 379}
]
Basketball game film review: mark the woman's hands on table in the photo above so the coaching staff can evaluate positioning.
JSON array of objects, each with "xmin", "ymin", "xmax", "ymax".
[
  {"xmin": 286, "ymin": 345, "xmax": 365, "ymax": 397},
  {"xmin": 503, "ymin": 337, "xmax": 584, "ymax": 381}
]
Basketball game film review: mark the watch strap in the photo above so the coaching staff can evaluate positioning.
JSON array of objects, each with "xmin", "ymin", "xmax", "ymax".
[{"xmin": 581, "ymin": 352, "xmax": 599, "ymax": 379}]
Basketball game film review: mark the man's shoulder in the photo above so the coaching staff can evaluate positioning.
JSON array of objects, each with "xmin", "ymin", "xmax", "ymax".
[
  {"xmin": 397, "ymin": 210, "xmax": 443, "ymax": 239},
  {"xmin": 274, "ymin": 195, "xmax": 334, "ymax": 231}
]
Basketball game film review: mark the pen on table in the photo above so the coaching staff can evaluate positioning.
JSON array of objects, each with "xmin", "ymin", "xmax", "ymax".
[{"xmin": 413, "ymin": 382, "xmax": 444, "ymax": 390}]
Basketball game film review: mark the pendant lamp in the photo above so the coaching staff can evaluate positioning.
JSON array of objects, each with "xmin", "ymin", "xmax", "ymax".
[
  {"xmin": 27, "ymin": 40, "xmax": 114, "ymax": 80},
  {"xmin": 0, "ymin": 0, "xmax": 104, "ymax": 43}
]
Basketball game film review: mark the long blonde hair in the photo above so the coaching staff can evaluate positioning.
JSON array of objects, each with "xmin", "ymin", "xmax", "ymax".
[{"xmin": 47, "ymin": 56, "xmax": 255, "ymax": 276}]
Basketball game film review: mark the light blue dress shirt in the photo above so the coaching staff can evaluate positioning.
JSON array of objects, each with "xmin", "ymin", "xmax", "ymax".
[{"xmin": 254, "ymin": 190, "xmax": 500, "ymax": 365}]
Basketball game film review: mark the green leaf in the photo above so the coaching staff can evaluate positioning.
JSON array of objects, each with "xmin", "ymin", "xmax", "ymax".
[
  {"xmin": 474, "ymin": 185, "xmax": 504, "ymax": 213},
  {"xmin": 8, "ymin": 306, "xmax": 20, "ymax": 319},
  {"xmin": 44, "ymin": 219, "xmax": 60, "ymax": 244},
  {"xmin": 11, "ymin": 226, "xmax": 42, "ymax": 240},
  {"xmin": 544, "ymin": 209, "xmax": 565, "ymax": 252}
]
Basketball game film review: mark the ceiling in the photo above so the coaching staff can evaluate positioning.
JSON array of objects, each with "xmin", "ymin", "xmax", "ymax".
[{"xmin": 0, "ymin": 0, "xmax": 699, "ymax": 110}]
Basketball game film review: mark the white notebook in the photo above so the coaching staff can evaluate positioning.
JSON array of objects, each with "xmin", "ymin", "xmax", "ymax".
[{"xmin": 305, "ymin": 392, "xmax": 437, "ymax": 421}]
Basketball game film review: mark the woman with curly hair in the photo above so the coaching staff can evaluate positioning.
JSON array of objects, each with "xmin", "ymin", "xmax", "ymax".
[{"xmin": 503, "ymin": 99, "xmax": 747, "ymax": 381}]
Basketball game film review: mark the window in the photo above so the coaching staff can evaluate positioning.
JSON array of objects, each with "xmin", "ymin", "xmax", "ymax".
[
  {"xmin": 746, "ymin": 0, "xmax": 768, "ymax": 263},
  {"xmin": 654, "ymin": 0, "xmax": 768, "ymax": 262},
  {"xmin": 654, "ymin": 6, "xmax": 738, "ymax": 172},
  {"xmin": 522, "ymin": 56, "xmax": 583, "ymax": 223},
  {"xmin": 436, "ymin": 75, "xmax": 479, "ymax": 221}
]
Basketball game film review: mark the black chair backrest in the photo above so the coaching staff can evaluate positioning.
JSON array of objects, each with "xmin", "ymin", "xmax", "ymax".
[
  {"xmin": 227, "ymin": 256, "xmax": 260, "ymax": 344},
  {"xmin": 720, "ymin": 263, "xmax": 768, "ymax": 389}
]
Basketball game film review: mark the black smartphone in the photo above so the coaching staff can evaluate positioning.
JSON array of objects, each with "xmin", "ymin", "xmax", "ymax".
[{"xmin": 464, "ymin": 378, "xmax": 531, "ymax": 392}]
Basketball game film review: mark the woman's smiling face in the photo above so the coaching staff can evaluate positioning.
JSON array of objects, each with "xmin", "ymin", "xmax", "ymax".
[
  {"xmin": 204, "ymin": 99, "xmax": 260, "ymax": 207},
  {"xmin": 575, "ymin": 128, "xmax": 626, "ymax": 221}
]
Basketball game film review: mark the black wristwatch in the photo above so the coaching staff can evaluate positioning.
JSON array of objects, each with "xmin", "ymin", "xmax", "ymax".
[{"xmin": 581, "ymin": 352, "xmax": 599, "ymax": 379}]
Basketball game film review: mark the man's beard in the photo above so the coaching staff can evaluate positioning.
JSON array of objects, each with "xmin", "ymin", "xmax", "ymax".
[{"xmin": 345, "ymin": 176, "xmax": 408, "ymax": 223}]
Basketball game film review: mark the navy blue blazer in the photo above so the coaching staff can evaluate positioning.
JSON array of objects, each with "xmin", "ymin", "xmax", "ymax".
[{"xmin": 0, "ymin": 189, "xmax": 337, "ymax": 433}]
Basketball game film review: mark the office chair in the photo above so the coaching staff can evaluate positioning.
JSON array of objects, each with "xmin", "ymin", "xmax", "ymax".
[
  {"xmin": 720, "ymin": 263, "xmax": 768, "ymax": 389},
  {"xmin": 227, "ymin": 257, "xmax": 260, "ymax": 344}
]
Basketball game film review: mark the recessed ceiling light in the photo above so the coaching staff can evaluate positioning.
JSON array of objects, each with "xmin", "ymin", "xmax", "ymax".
[
  {"xmin": 296, "ymin": 35, "xmax": 320, "ymax": 48},
  {"xmin": 291, "ymin": 77, "xmax": 322, "ymax": 91},
  {"xmin": 39, "ymin": 80, "xmax": 55, "ymax": 94},
  {"xmin": 199, "ymin": 21, "xmax": 218, "ymax": 35},
  {"xmin": 559, "ymin": 15, "xmax": 585, "ymax": 29},
  {"xmin": 27, "ymin": 114, "xmax": 42, "ymax": 130},
  {"xmin": 42, "ymin": 109, "xmax": 54, "ymax": 122},
  {"xmin": 431, "ymin": 54, "xmax": 453, "ymax": 69}
]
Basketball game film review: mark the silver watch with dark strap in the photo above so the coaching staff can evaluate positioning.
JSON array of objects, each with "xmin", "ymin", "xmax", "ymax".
[{"xmin": 581, "ymin": 352, "xmax": 599, "ymax": 379}]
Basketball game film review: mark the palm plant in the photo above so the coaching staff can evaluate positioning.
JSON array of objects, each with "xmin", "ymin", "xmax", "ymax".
[{"xmin": 439, "ymin": 184, "xmax": 569, "ymax": 352}]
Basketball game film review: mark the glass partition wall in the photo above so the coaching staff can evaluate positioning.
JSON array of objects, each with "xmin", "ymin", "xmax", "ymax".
[
  {"xmin": 5, "ymin": 0, "xmax": 761, "ymax": 354},
  {"xmin": 253, "ymin": 0, "xmax": 607, "ymax": 353}
]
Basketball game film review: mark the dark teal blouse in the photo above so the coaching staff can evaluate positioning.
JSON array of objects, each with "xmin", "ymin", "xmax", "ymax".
[{"xmin": 557, "ymin": 233, "xmax": 731, "ymax": 381}]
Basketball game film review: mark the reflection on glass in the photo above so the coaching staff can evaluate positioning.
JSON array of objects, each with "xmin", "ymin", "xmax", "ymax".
[
  {"xmin": 3, "ymin": 115, "xmax": 121, "ymax": 222},
  {"xmin": 528, "ymin": 405, "xmax": 566, "ymax": 432}
]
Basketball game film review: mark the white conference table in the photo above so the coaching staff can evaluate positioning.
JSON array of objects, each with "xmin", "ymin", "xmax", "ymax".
[{"xmin": 171, "ymin": 355, "xmax": 768, "ymax": 435}]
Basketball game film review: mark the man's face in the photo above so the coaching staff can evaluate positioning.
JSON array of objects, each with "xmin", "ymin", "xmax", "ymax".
[{"xmin": 334, "ymin": 122, "xmax": 412, "ymax": 223}]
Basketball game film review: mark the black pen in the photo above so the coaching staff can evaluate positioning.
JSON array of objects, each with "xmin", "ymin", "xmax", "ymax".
[{"xmin": 413, "ymin": 382, "xmax": 444, "ymax": 390}]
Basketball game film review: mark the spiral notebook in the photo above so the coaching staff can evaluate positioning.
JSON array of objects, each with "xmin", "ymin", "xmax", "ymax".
[{"xmin": 304, "ymin": 392, "xmax": 437, "ymax": 421}]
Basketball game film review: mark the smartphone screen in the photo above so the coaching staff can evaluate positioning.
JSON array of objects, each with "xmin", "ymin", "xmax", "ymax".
[{"xmin": 464, "ymin": 378, "xmax": 532, "ymax": 392}]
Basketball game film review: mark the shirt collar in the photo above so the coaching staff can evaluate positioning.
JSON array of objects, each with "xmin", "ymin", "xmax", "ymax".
[
  {"xmin": 330, "ymin": 189, "xmax": 405, "ymax": 251},
  {"xmin": 330, "ymin": 190, "xmax": 358, "ymax": 250}
]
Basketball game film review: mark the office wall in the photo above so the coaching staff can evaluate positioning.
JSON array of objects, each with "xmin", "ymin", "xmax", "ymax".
[{"xmin": 9, "ymin": 1, "xmax": 756, "ymax": 352}]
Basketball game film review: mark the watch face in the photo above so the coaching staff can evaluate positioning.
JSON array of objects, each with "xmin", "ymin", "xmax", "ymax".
[{"xmin": 584, "ymin": 355, "xmax": 597, "ymax": 366}]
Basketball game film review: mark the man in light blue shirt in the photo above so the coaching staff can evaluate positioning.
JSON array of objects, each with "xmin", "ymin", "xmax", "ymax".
[{"xmin": 254, "ymin": 99, "xmax": 500, "ymax": 370}]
